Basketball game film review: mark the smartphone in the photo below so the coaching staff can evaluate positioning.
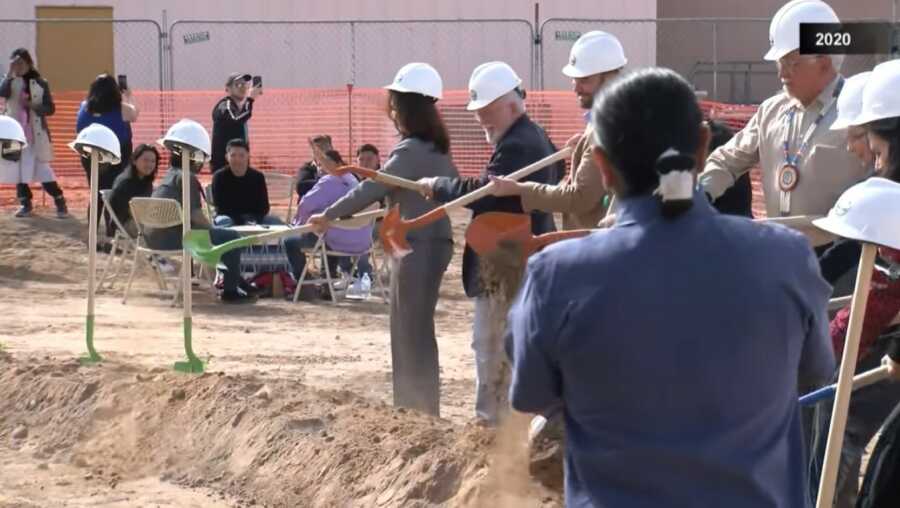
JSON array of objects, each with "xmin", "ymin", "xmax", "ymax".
[
  {"xmin": 117, "ymin": 74, "xmax": 128, "ymax": 91},
  {"xmin": 252, "ymin": 75, "xmax": 262, "ymax": 88}
]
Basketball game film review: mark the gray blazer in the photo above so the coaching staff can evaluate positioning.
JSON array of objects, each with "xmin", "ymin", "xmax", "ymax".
[{"xmin": 324, "ymin": 137, "xmax": 458, "ymax": 243}]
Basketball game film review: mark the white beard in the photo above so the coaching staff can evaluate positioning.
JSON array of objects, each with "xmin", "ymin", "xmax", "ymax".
[{"xmin": 483, "ymin": 128, "xmax": 500, "ymax": 146}]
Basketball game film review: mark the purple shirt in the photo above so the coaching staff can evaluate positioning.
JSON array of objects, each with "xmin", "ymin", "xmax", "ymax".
[{"xmin": 294, "ymin": 172, "xmax": 373, "ymax": 254}]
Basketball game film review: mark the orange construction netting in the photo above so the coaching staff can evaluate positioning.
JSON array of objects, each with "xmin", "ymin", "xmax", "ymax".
[{"xmin": 1, "ymin": 89, "xmax": 761, "ymax": 215}]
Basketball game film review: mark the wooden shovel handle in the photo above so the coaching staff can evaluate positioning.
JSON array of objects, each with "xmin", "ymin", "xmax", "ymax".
[
  {"xmin": 243, "ymin": 208, "xmax": 386, "ymax": 244},
  {"xmin": 442, "ymin": 147, "xmax": 572, "ymax": 212},
  {"xmin": 527, "ymin": 229, "xmax": 593, "ymax": 254},
  {"xmin": 816, "ymin": 243, "xmax": 878, "ymax": 508},
  {"xmin": 754, "ymin": 215, "xmax": 822, "ymax": 229},
  {"xmin": 399, "ymin": 148, "xmax": 571, "ymax": 239},
  {"xmin": 338, "ymin": 165, "xmax": 423, "ymax": 192}
]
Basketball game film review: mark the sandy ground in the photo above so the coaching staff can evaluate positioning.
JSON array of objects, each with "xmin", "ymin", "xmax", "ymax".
[{"xmin": 0, "ymin": 207, "xmax": 563, "ymax": 507}]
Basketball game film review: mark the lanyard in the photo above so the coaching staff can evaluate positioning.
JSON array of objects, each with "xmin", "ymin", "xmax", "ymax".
[{"xmin": 781, "ymin": 78, "xmax": 844, "ymax": 167}]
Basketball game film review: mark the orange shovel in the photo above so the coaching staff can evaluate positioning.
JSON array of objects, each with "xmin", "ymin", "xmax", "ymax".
[
  {"xmin": 465, "ymin": 212, "xmax": 592, "ymax": 259},
  {"xmin": 379, "ymin": 147, "xmax": 573, "ymax": 258}
]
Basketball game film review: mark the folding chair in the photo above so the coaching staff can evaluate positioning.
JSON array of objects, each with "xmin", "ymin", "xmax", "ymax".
[
  {"xmin": 203, "ymin": 183, "xmax": 216, "ymax": 222},
  {"xmin": 264, "ymin": 173, "xmax": 297, "ymax": 223},
  {"xmin": 292, "ymin": 208, "xmax": 387, "ymax": 304},
  {"xmin": 124, "ymin": 197, "xmax": 185, "ymax": 306},
  {"xmin": 97, "ymin": 189, "xmax": 138, "ymax": 290}
]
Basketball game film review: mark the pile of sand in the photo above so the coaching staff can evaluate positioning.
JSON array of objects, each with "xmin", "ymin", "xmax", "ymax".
[{"xmin": 0, "ymin": 352, "xmax": 561, "ymax": 507}]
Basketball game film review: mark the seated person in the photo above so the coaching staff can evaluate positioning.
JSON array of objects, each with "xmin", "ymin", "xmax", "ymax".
[
  {"xmin": 295, "ymin": 135, "xmax": 332, "ymax": 200},
  {"xmin": 210, "ymin": 138, "xmax": 276, "ymax": 226},
  {"xmin": 285, "ymin": 149, "xmax": 373, "ymax": 281},
  {"xmin": 109, "ymin": 143, "xmax": 159, "ymax": 237},
  {"xmin": 146, "ymin": 149, "xmax": 256, "ymax": 304},
  {"xmin": 295, "ymin": 160, "xmax": 320, "ymax": 200}
]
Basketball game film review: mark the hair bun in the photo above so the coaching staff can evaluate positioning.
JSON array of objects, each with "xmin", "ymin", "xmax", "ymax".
[
  {"xmin": 654, "ymin": 148, "xmax": 695, "ymax": 218},
  {"xmin": 655, "ymin": 149, "xmax": 695, "ymax": 176}
]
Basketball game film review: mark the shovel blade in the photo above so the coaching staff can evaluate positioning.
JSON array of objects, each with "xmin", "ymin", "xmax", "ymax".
[
  {"xmin": 465, "ymin": 212, "xmax": 533, "ymax": 256},
  {"xmin": 183, "ymin": 230, "xmax": 221, "ymax": 266},
  {"xmin": 379, "ymin": 206, "xmax": 412, "ymax": 259}
]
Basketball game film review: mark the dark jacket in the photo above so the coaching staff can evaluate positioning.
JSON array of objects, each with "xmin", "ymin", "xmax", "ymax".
[
  {"xmin": 210, "ymin": 96, "xmax": 253, "ymax": 171},
  {"xmin": 432, "ymin": 114, "xmax": 561, "ymax": 297},
  {"xmin": 857, "ymin": 401, "xmax": 900, "ymax": 507},
  {"xmin": 712, "ymin": 173, "xmax": 753, "ymax": 218},
  {"xmin": 211, "ymin": 166, "xmax": 270, "ymax": 224},
  {"xmin": 109, "ymin": 165, "xmax": 154, "ymax": 226}
]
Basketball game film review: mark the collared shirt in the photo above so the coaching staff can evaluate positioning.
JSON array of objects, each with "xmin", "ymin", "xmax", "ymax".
[
  {"xmin": 701, "ymin": 76, "xmax": 867, "ymax": 220},
  {"xmin": 508, "ymin": 190, "xmax": 834, "ymax": 508}
]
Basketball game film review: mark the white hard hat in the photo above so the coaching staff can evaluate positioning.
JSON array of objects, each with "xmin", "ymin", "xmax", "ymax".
[
  {"xmin": 0, "ymin": 116, "xmax": 26, "ymax": 146},
  {"xmin": 562, "ymin": 31, "xmax": 628, "ymax": 78},
  {"xmin": 764, "ymin": 0, "xmax": 839, "ymax": 61},
  {"xmin": 850, "ymin": 59, "xmax": 900, "ymax": 126},
  {"xmin": 830, "ymin": 71, "xmax": 871, "ymax": 130},
  {"xmin": 467, "ymin": 61, "xmax": 523, "ymax": 111},
  {"xmin": 814, "ymin": 177, "xmax": 900, "ymax": 250},
  {"xmin": 157, "ymin": 118, "xmax": 211, "ymax": 162},
  {"xmin": 69, "ymin": 123, "xmax": 121, "ymax": 164},
  {"xmin": 0, "ymin": 116, "xmax": 26, "ymax": 160},
  {"xmin": 384, "ymin": 63, "xmax": 443, "ymax": 101}
]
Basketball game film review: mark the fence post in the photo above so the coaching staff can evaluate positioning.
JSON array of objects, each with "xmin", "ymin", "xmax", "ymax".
[
  {"xmin": 712, "ymin": 21, "xmax": 719, "ymax": 101},
  {"xmin": 350, "ymin": 21, "xmax": 357, "ymax": 87},
  {"xmin": 347, "ymin": 83, "xmax": 353, "ymax": 156}
]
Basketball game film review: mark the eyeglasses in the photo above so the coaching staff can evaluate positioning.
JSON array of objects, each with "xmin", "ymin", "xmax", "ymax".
[{"xmin": 777, "ymin": 55, "xmax": 822, "ymax": 72}]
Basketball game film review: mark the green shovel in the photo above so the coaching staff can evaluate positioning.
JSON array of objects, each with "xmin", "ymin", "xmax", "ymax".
[{"xmin": 184, "ymin": 208, "xmax": 386, "ymax": 266}]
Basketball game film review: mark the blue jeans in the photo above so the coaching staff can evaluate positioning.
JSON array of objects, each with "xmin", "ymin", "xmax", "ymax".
[
  {"xmin": 146, "ymin": 225, "xmax": 243, "ymax": 292},
  {"xmin": 214, "ymin": 214, "xmax": 283, "ymax": 227}
]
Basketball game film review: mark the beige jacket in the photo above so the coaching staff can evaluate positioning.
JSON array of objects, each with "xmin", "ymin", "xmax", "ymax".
[
  {"xmin": 2, "ymin": 76, "xmax": 55, "ymax": 162},
  {"xmin": 700, "ymin": 76, "xmax": 866, "ymax": 221},
  {"xmin": 519, "ymin": 123, "xmax": 607, "ymax": 230}
]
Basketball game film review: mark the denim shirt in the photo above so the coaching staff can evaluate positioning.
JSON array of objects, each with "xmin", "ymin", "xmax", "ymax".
[{"xmin": 508, "ymin": 190, "xmax": 834, "ymax": 508}]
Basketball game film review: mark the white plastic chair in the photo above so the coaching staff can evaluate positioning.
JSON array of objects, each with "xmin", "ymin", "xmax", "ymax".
[
  {"xmin": 265, "ymin": 173, "xmax": 297, "ymax": 223},
  {"xmin": 124, "ymin": 197, "xmax": 185, "ymax": 306},
  {"xmin": 291, "ymin": 208, "xmax": 387, "ymax": 304},
  {"xmin": 97, "ymin": 189, "xmax": 138, "ymax": 290}
]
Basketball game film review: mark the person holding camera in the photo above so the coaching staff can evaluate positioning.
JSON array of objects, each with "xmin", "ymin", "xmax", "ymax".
[
  {"xmin": 76, "ymin": 74, "xmax": 139, "ymax": 240},
  {"xmin": 211, "ymin": 73, "xmax": 260, "ymax": 172},
  {"xmin": 0, "ymin": 48, "xmax": 68, "ymax": 218}
]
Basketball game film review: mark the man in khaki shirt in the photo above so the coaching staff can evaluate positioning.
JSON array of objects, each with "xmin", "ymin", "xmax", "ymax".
[
  {"xmin": 699, "ymin": 1, "xmax": 866, "ymax": 240},
  {"xmin": 490, "ymin": 31, "xmax": 627, "ymax": 230}
]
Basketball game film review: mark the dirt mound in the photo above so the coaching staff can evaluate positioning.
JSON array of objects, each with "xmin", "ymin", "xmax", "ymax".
[
  {"xmin": 0, "ymin": 353, "xmax": 561, "ymax": 507},
  {"xmin": 0, "ymin": 214, "xmax": 88, "ymax": 286}
]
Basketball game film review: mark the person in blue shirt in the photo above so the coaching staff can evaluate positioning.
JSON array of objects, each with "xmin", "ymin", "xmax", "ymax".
[
  {"xmin": 76, "ymin": 73, "xmax": 139, "ymax": 242},
  {"xmin": 507, "ymin": 67, "xmax": 835, "ymax": 507}
]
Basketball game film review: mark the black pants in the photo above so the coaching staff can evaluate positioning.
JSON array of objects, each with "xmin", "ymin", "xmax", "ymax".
[{"xmin": 17, "ymin": 181, "xmax": 65, "ymax": 205}]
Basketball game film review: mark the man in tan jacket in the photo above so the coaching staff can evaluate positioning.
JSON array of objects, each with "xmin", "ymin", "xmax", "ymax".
[
  {"xmin": 699, "ymin": 1, "xmax": 866, "ymax": 246},
  {"xmin": 490, "ymin": 31, "xmax": 627, "ymax": 230}
]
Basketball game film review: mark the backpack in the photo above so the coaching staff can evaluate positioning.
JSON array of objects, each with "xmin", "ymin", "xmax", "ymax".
[{"xmin": 248, "ymin": 271, "xmax": 296, "ymax": 298}]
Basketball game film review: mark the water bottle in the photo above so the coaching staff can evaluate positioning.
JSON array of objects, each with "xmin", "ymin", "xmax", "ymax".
[{"xmin": 361, "ymin": 273, "xmax": 372, "ymax": 299}]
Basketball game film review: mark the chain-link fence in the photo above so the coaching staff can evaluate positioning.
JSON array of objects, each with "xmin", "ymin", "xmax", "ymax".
[
  {"xmin": 167, "ymin": 19, "xmax": 535, "ymax": 90},
  {"xmin": 540, "ymin": 18, "xmax": 891, "ymax": 103},
  {"xmin": 0, "ymin": 19, "xmax": 163, "ymax": 91}
]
